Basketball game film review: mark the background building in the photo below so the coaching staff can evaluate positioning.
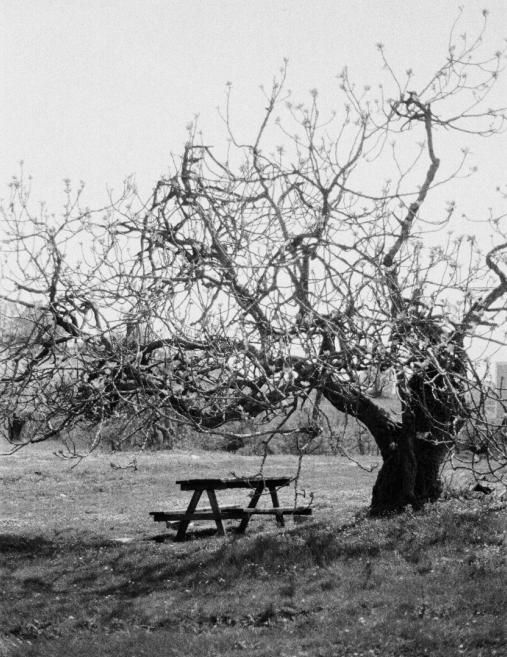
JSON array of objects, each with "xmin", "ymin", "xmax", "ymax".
[{"xmin": 496, "ymin": 361, "xmax": 507, "ymax": 419}]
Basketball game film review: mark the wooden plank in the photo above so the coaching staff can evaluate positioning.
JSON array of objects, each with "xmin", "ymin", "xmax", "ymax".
[
  {"xmin": 176, "ymin": 477, "xmax": 291, "ymax": 491},
  {"xmin": 206, "ymin": 488, "xmax": 226, "ymax": 536},
  {"xmin": 151, "ymin": 510, "xmax": 247, "ymax": 521},
  {"xmin": 150, "ymin": 504, "xmax": 241, "ymax": 518},
  {"xmin": 150, "ymin": 506, "xmax": 312, "ymax": 522},
  {"xmin": 151, "ymin": 511, "xmax": 184, "ymax": 521},
  {"xmin": 268, "ymin": 484, "xmax": 285, "ymax": 527},
  {"xmin": 237, "ymin": 506, "xmax": 312, "ymax": 516},
  {"xmin": 175, "ymin": 488, "xmax": 202, "ymax": 541},
  {"xmin": 238, "ymin": 481, "xmax": 264, "ymax": 534}
]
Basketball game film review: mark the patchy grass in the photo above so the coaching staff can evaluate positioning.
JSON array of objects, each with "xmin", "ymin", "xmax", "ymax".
[
  {"xmin": 0, "ymin": 443, "xmax": 377, "ymax": 540},
  {"xmin": 0, "ymin": 445, "xmax": 505, "ymax": 656}
]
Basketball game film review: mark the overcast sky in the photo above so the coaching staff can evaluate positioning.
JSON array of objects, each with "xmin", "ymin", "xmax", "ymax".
[
  {"xmin": 2, "ymin": 0, "xmax": 506, "ymax": 205},
  {"xmin": 1, "ymin": 0, "xmax": 506, "ymax": 363}
]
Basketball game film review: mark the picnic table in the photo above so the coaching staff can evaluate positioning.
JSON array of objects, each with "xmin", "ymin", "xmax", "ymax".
[{"xmin": 150, "ymin": 476, "xmax": 312, "ymax": 540}]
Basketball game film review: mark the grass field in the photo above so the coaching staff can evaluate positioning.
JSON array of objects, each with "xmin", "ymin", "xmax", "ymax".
[{"xmin": 0, "ymin": 444, "xmax": 505, "ymax": 656}]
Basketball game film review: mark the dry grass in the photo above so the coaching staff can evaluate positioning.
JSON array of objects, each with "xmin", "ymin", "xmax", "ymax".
[
  {"xmin": 0, "ymin": 444, "xmax": 505, "ymax": 657},
  {"xmin": 0, "ymin": 442, "xmax": 377, "ymax": 540}
]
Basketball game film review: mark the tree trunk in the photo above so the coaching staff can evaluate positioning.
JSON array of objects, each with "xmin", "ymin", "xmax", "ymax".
[
  {"xmin": 7, "ymin": 414, "xmax": 26, "ymax": 443},
  {"xmin": 320, "ymin": 371, "xmax": 454, "ymax": 515},
  {"xmin": 370, "ymin": 433, "xmax": 448, "ymax": 515},
  {"xmin": 370, "ymin": 364, "xmax": 458, "ymax": 514}
]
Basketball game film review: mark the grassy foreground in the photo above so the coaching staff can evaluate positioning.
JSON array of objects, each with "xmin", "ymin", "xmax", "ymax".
[{"xmin": 0, "ymin": 445, "xmax": 505, "ymax": 656}]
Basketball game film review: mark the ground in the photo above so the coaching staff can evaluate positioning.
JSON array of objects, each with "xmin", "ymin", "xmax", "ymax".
[{"xmin": 0, "ymin": 444, "xmax": 505, "ymax": 656}]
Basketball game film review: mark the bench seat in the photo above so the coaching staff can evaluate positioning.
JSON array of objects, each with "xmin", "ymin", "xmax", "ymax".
[
  {"xmin": 150, "ymin": 506, "xmax": 312, "ymax": 523},
  {"xmin": 150, "ymin": 504, "xmax": 241, "ymax": 523}
]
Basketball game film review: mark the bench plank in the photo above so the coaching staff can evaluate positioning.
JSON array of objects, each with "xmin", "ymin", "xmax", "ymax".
[
  {"xmin": 176, "ymin": 477, "xmax": 292, "ymax": 491},
  {"xmin": 150, "ymin": 507, "xmax": 312, "ymax": 522},
  {"xmin": 234, "ymin": 506, "xmax": 312, "ymax": 516},
  {"xmin": 150, "ymin": 504, "xmax": 241, "ymax": 516}
]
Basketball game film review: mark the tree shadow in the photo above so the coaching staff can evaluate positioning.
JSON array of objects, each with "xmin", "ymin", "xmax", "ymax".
[
  {"xmin": 0, "ymin": 533, "xmax": 57, "ymax": 556},
  {"xmin": 0, "ymin": 532, "xmax": 112, "ymax": 557}
]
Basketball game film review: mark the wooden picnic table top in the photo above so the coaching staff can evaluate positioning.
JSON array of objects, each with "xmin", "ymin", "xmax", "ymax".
[{"xmin": 176, "ymin": 476, "xmax": 292, "ymax": 491}]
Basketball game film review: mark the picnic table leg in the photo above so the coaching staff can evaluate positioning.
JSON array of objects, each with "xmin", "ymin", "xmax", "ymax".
[
  {"xmin": 237, "ymin": 482, "xmax": 264, "ymax": 534},
  {"xmin": 206, "ymin": 489, "xmax": 226, "ymax": 537},
  {"xmin": 175, "ymin": 489, "xmax": 203, "ymax": 541},
  {"xmin": 268, "ymin": 484, "xmax": 285, "ymax": 527}
]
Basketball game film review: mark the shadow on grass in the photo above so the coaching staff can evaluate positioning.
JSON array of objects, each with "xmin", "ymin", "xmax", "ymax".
[
  {"xmin": 0, "ymin": 531, "xmax": 115, "ymax": 560},
  {"xmin": 85, "ymin": 500, "xmax": 506, "ymax": 601},
  {"xmin": 90, "ymin": 520, "xmax": 386, "ymax": 600},
  {"xmin": 0, "ymin": 534, "xmax": 58, "ymax": 556},
  {"xmin": 4, "ymin": 500, "xmax": 505, "ymax": 603},
  {"xmin": 2, "ymin": 499, "xmax": 505, "ymax": 657}
]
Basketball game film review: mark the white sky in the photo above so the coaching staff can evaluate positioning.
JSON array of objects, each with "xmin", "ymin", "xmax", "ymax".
[
  {"xmin": 1, "ymin": 0, "xmax": 506, "ymax": 363},
  {"xmin": 1, "ymin": 0, "xmax": 506, "ymax": 204}
]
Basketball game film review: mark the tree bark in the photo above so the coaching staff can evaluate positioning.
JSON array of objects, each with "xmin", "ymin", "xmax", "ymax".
[
  {"xmin": 320, "ymin": 371, "xmax": 452, "ymax": 515},
  {"xmin": 7, "ymin": 414, "xmax": 26, "ymax": 443},
  {"xmin": 370, "ymin": 432, "xmax": 448, "ymax": 515},
  {"xmin": 370, "ymin": 367, "xmax": 454, "ymax": 515}
]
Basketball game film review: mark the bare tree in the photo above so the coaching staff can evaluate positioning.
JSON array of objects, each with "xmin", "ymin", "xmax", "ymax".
[{"xmin": 1, "ymin": 14, "xmax": 506, "ymax": 512}]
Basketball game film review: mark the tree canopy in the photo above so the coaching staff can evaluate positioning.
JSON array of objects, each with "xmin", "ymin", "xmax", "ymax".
[{"xmin": 1, "ymin": 16, "xmax": 506, "ymax": 512}]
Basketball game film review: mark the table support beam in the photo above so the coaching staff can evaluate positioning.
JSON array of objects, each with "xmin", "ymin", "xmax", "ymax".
[
  {"xmin": 175, "ymin": 488, "xmax": 203, "ymax": 541},
  {"xmin": 268, "ymin": 485, "xmax": 285, "ymax": 527},
  {"xmin": 237, "ymin": 482, "xmax": 264, "ymax": 534},
  {"xmin": 206, "ymin": 488, "xmax": 226, "ymax": 536}
]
